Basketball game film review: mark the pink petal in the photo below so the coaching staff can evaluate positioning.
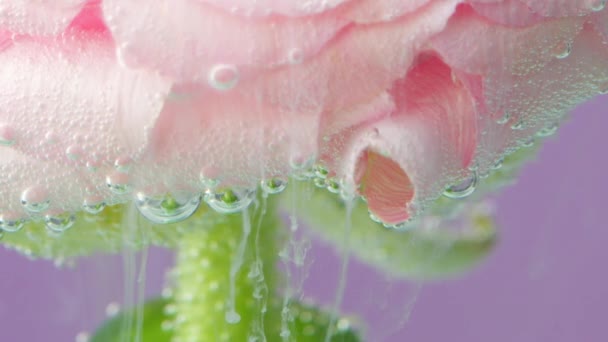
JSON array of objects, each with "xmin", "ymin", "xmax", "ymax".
[
  {"xmin": 431, "ymin": 6, "xmax": 584, "ymax": 76},
  {"xmin": 319, "ymin": 0, "xmax": 462, "ymax": 133},
  {"xmin": 0, "ymin": 35, "xmax": 171, "ymax": 215},
  {"xmin": 141, "ymin": 83, "xmax": 321, "ymax": 190},
  {"xmin": 432, "ymin": 6, "xmax": 608, "ymax": 172},
  {"xmin": 590, "ymin": 8, "xmax": 608, "ymax": 43},
  {"xmin": 67, "ymin": 0, "xmax": 109, "ymax": 33},
  {"xmin": 102, "ymin": 0, "xmax": 349, "ymax": 83},
  {"xmin": 342, "ymin": 0, "xmax": 431, "ymax": 23},
  {"xmin": 335, "ymin": 56, "xmax": 477, "ymax": 225},
  {"xmin": 0, "ymin": 148, "xmax": 94, "ymax": 219},
  {"xmin": 199, "ymin": 0, "xmax": 349, "ymax": 16},
  {"xmin": 471, "ymin": 0, "xmax": 546, "ymax": 27},
  {"xmin": 0, "ymin": 0, "xmax": 87, "ymax": 36},
  {"xmin": 520, "ymin": 0, "xmax": 607, "ymax": 17}
]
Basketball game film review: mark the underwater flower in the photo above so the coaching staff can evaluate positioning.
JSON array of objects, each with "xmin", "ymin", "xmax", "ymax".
[
  {"xmin": 2, "ymin": 1, "xmax": 608, "ymax": 341},
  {"xmin": 0, "ymin": 0, "xmax": 607, "ymax": 240}
]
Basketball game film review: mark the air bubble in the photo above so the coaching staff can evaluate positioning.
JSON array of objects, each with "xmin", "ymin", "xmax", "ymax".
[
  {"xmin": 208, "ymin": 64, "xmax": 239, "ymax": 91},
  {"xmin": 106, "ymin": 172, "xmax": 131, "ymax": 195},
  {"xmin": 289, "ymin": 154, "xmax": 315, "ymax": 171},
  {"xmin": 336, "ymin": 318, "xmax": 351, "ymax": 331},
  {"xmin": 135, "ymin": 192, "xmax": 201, "ymax": 224},
  {"xmin": 204, "ymin": 188, "xmax": 256, "ymax": 214},
  {"xmin": 44, "ymin": 131, "xmax": 59, "ymax": 145},
  {"xmin": 45, "ymin": 211, "xmax": 76, "ymax": 233},
  {"xmin": 21, "ymin": 186, "xmax": 50, "ymax": 213},
  {"xmin": 491, "ymin": 158, "xmax": 504, "ymax": 170},
  {"xmin": 288, "ymin": 48, "xmax": 304, "ymax": 64},
  {"xmin": 313, "ymin": 177, "xmax": 325, "ymax": 188},
  {"xmin": 225, "ymin": 310, "xmax": 241, "ymax": 324},
  {"xmin": 536, "ymin": 123, "xmax": 558, "ymax": 137},
  {"xmin": 444, "ymin": 172, "xmax": 478, "ymax": 199},
  {"xmin": 66, "ymin": 145, "xmax": 83, "ymax": 161},
  {"xmin": 83, "ymin": 196, "xmax": 106, "ymax": 215},
  {"xmin": 369, "ymin": 211, "xmax": 382, "ymax": 223},
  {"xmin": 0, "ymin": 124, "xmax": 16, "ymax": 146},
  {"xmin": 314, "ymin": 165, "xmax": 329, "ymax": 179},
  {"xmin": 260, "ymin": 178, "xmax": 287, "ymax": 195},
  {"xmin": 521, "ymin": 137, "xmax": 535, "ymax": 148},
  {"xmin": 86, "ymin": 160, "xmax": 100, "ymax": 172},
  {"xmin": 200, "ymin": 171, "xmax": 220, "ymax": 191},
  {"xmin": 496, "ymin": 111, "xmax": 511, "ymax": 125},
  {"xmin": 114, "ymin": 156, "xmax": 133, "ymax": 172},
  {"xmin": 326, "ymin": 178, "xmax": 341, "ymax": 194},
  {"xmin": 0, "ymin": 212, "xmax": 25, "ymax": 233},
  {"xmin": 511, "ymin": 119, "xmax": 525, "ymax": 130},
  {"xmin": 554, "ymin": 42, "xmax": 572, "ymax": 59},
  {"xmin": 590, "ymin": 0, "xmax": 606, "ymax": 12},
  {"xmin": 116, "ymin": 43, "xmax": 131, "ymax": 68}
]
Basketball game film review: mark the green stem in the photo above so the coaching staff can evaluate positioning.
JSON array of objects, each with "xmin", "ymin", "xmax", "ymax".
[{"xmin": 171, "ymin": 197, "xmax": 282, "ymax": 342}]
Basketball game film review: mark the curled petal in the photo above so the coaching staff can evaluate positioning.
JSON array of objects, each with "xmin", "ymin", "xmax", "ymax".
[{"xmin": 335, "ymin": 56, "xmax": 477, "ymax": 224}]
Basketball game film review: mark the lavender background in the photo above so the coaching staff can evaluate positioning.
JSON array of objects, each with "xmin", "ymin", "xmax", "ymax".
[{"xmin": 1, "ymin": 95, "xmax": 606, "ymax": 341}]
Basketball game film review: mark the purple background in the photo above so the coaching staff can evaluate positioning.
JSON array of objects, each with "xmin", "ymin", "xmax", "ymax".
[{"xmin": 1, "ymin": 95, "xmax": 606, "ymax": 341}]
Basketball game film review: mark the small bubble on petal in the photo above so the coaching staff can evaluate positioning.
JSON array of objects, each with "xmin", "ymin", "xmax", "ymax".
[{"xmin": 208, "ymin": 64, "xmax": 239, "ymax": 91}]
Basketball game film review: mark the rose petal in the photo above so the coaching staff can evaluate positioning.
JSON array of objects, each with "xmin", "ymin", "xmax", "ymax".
[
  {"xmin": 199, "ymin": 0, "xmax": 349, "ymax": 16},
  {"xmin": 67, "ymin": 0, "xmax": 108, "ymax": 33},
  {"xmin": 590, "ymin": 7, "xmax": 608, "ymax": 43},
  {"xmin": 471, "ymin": 0, "xmax": 546, "ymax": 27},
  {"xmin": 0, "ymin": 148, "xmax": 93, "ymax": 219},
  {"xmin": 431, "ymin": 6, "xmax": 584, "ymax": 77},
  {"xmin": 102, "ymin": 0, "xmax": 349, "ymax": 83},
  {"xmin": 140, "ymin": 84, "xmax": 320, "ymax": 190},
  {"xmin": 520, "ymin": 0, "xmax": 606, "ymax": 17},
  {"xmin": 433, "ymin": 7, "xmax": 608, "ymax": 172},
  {"xmin": 343, "ymin": 0, "xmax": 430, "ymax": 23},
  {"xmin": 319, "ymin": 0, "xmax": 461, "ymax": 133},
  {"xmin": 335, "ymin": 56, "xmax": 477, "ymax": 225},
  {"xmin": 0, "ymin": 0, "xmax": 87, "ymax": 36},
  {"xmin": 0, "ymin": 35, "xmax": 171, "ymax": 214}
]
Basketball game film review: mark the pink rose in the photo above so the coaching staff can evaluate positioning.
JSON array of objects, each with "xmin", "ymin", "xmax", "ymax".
[{"xmin": 1, "ymin": 0, "xmax": 607, "ymax": 230}]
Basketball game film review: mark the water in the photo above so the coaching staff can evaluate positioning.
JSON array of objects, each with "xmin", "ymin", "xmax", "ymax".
[
  {"xmin": 0, "ymin": 124, "xmax": 16, "ymax": 146},
  {"xmin": 260, "ymin": 178, "xmax": 288, "ymax": 195},
  {"xmin": 44, "ymin": 212, "xmax": 76, "ymax": 232},
  {"xmin": 443, "ymin": 172, "xmax": 478, "ymax": 199},
  {"xmin": 205, "ymin": 188, "xmax": 256, "ymax": 214},
  {"xmin": 225, "ymin": 210, "xmax": 252, "ymax": 324},
  {"xmin": 20, "ymin": 186, "xmax": 50, "ymax": 213},
  {"xmin": 106, "ymin": 172, "xmax": 131, "ymax": 195},
  {"xmin": 135, "ymin": 192, "xmax": 201, "ymax": 224},
  {"xmin": 324, "ymin": 198, "xmax": 354, "ymax": 342},
  {"xmin": 83, "ymin": 196, "xmax": 106, "ymax": 215},
  {"xmin": 208, "ymin": 64, "xmax": 239, "ymax": 91},
  {"xmin": 0, "ymin": 212, "xmax": 25, "ymax": 232}
]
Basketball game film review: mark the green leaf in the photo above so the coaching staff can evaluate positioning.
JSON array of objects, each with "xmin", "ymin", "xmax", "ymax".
[
  {"xmin": 90, "ymin": 298, "xmax": 172, "ymax": 342},
  {"xmin": 91, "ymin": 297, "xmax": 362, "ymax": 342},
  {"xmin": 273, "ymin": 300, "xmax": 362, "ymax": 342},
  {"xmin": 283, "ymin": 183, "xmax": 497, "ymax": 280}
]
